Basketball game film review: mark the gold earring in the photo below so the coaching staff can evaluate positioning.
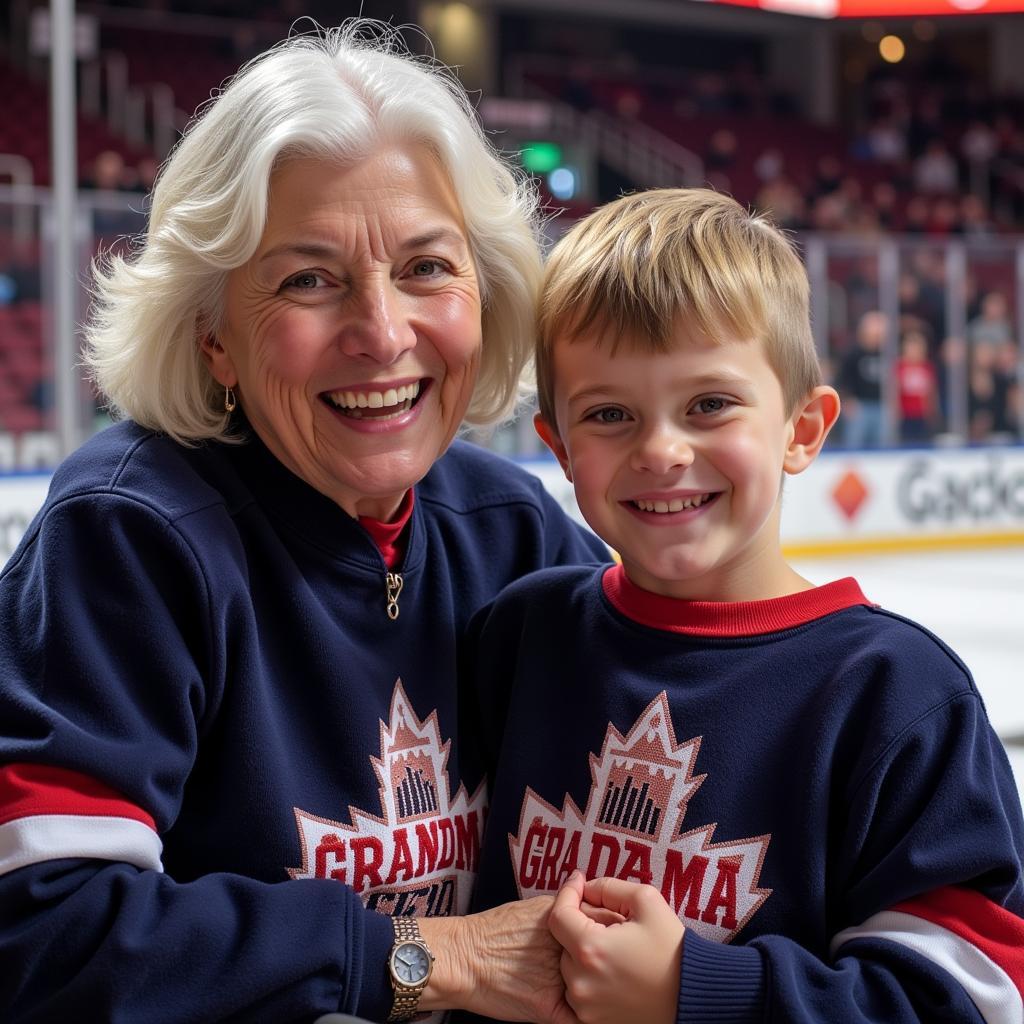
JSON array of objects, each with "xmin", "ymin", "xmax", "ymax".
[{"xmin": 225, "ymin": 386, "xmax": 237, "ymax": 413}]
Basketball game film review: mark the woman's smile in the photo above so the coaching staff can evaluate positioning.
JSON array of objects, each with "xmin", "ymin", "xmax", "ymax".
[{"xmin": 206, "ymin": 146, "xmax": 483, "ymax": 520}]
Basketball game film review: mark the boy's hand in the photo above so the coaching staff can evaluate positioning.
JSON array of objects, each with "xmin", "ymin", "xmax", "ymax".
[{"xmin": 549, "ymin": 871, "xmax": 684, "ymax": 1024}]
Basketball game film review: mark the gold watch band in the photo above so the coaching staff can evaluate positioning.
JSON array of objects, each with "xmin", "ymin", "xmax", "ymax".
[{"xmin": 387, "ymin": 917, "xmax": 433, "ymax": 1023}]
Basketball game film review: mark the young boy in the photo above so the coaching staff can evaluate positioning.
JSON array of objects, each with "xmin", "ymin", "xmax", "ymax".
[{"xmin": 466, "ymin": 190, "xmax": 1024, "ymax": 1024}]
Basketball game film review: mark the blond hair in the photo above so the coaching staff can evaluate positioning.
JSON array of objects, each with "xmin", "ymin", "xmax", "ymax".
[
  {"xmin": 536, "ymin": 188, "xmax": 820, "ymax": 427},
  {"xmin": 85, "ymin": 20, "xmax": 543, "ymax": 445}
]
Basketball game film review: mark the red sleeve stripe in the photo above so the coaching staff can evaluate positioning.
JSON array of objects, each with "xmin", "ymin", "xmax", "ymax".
[
  {"xmin": 893, "ymin": 887, "xmax": 1024, "ymax": 997},
  {"xmin": 0, "ymin": 763, "xmax": 157, "ymax": 830}
]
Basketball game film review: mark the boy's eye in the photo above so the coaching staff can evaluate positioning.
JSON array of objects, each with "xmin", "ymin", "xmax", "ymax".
[
  {"xmin": 589, "ymin": 406, "xmax": 629, "ymax": 424},
  {"xmin": 692, "ymin": 396, "xmax": 730, "ymax": 415}
]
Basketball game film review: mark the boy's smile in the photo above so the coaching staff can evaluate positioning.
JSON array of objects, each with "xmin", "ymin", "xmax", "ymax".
[{"xmin": 538, "ymin": 326, "xmax": 835, "ymax": 602}]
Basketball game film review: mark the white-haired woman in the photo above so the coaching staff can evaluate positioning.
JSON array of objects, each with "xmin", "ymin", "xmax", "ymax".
[{"xmin": 0, "ymin": 22, "xmax": 605, "ymax": 1023}]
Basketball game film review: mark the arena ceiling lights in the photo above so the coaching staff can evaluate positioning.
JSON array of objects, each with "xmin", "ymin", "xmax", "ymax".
[{"xmin": 698, "ymin": 0, "xmax": 1024, "ymax": 15}]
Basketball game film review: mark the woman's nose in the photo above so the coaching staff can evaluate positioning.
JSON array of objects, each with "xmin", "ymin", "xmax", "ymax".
[
  {"xmin": 338, "ymin": 282, "xmax": 417, "ymax": 364},
  {"xmin": 631, "ymin": 423, "xmax": 695, "ymax": 475}
]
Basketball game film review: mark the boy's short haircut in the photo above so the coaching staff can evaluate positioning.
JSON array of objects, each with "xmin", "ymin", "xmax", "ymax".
[{"xmin": 536, "ymin": 188, "xmax": 822, "ymax": 427}]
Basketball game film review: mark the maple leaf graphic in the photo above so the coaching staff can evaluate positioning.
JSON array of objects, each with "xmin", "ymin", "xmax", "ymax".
[
  {"xmin": 289, "ymin": 679, "xmax": 486, "ymax": 919},
  {"xmin": 509, "ymin": 691, "xmax": 771, "ymax": 943}
]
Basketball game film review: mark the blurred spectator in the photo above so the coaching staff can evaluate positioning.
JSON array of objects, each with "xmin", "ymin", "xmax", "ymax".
[
  {"xmin": 960, "ymin": 194, "xmax": 995, "ymax": 238},
  {"xmin": 846, "ymin": 204, "xmax": 884, "ymax": 239},
  {"xmin": 960, "ymin": 120, "xmax": 999, "ymax": 166},
  {"xmin": 871, "ymin": 181, "xmax": 899, "ymax": 230},
  {"xmin": 705, "ymin": 128, "xmax": 738, "ymax": 173},
  {"xmin": 969, "ymin": 343, "xmax": 1002, "ymax": 442},
  {"xmin": 927, "ymin": 196, "xmax": 961, "ymax": 237},
  {"xmin": 967, "ymin": 291, "xmax": 1014, "ymax": 349},
  {"xmin": 131, "ymin": 156, "xmax": 161, "ymax": 196},
  {"xmin": 865, "ymin": 118, "xmax": 907, "ymax": 164},
  {"xmin": 81, "ymin": 149, "xmax": 147, "ymax": 242},
  {"xmin": 753, "ymin": 146, "xmax": 784, "ymax": 185},
  {"xmin": 844, "ymin": 256, "xmax": 880, "ymax": 332},
  {"xmin": 961, "ymin": 119, "xmax": 999, "ymax": 200},
  {"xmin": 899, "ymin": 272, "xmax": 933, "ymax": 343},
  {"xmin": 837, "ymin": 310, "xmax": 888, "ymax": 448},
  {"xmin": 992, "ymin": 340, "xmax": 1021, "ymax": 436},
  {"xmin": 896, "ymin": 328, "xmax": 939, "ymax": 445},
  {"xmin": 810, "ymin": 155, "xmax": 844, "ymax": 201},
  {"xmin": 755, "ymin": 176, "xmax": 806, "ymax": 232},
  {"xmin": 909, "ymin": 249, "xmax": 949, "ymax": 340},
  {"xmin": 82, "ymin": 149, "xmax": 129, "ymax": 191},
  {"xmin": 904, "ymin": 196, "xmax": 931, "ymax": 233},
  {"xmin": 809, "ymin": 192, "xmax": 847, "ymax": 232},
  {"xmin": 913, "ymin": 139, "xmax": 959, "ymax": 195}
]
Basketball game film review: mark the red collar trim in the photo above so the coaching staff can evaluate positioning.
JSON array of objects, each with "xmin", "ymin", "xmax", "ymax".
[
  {"xmin": 601, "ymin": 563, "xmax": 872, "ymax": 636},
  {"xmin": 359, "ymin": 490, "xmax": 415, "ymax": 569}
]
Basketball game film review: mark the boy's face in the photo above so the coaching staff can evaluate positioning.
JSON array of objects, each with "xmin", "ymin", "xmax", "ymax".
[{"xmin": 537, "ymin": 327, "xmax": 837, "ymax": 601}]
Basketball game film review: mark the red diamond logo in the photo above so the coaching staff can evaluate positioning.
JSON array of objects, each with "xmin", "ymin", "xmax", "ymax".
[{"xmin": 832, "ymin": 470, "xmax": 869, "ymax": 521}]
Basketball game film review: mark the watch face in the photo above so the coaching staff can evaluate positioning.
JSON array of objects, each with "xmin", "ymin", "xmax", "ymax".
[{"xmin": 392, "ymin": 941, "xmax": 430, "ymax": 985}]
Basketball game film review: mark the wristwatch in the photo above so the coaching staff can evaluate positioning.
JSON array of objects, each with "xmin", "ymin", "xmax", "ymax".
[{"xmin": 386, "ymin": 916, "xmax": 435, "ymax": 1022}]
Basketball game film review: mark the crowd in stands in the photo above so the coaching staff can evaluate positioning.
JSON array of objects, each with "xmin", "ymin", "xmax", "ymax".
[
  {"xmin": 828, "ymin": 287, "xmax": 1020, "ymax": 449},
  {"xmin": 751, "ymin": 72, "xmax": 1024, "ymax": 239},
  {"xmin": 532, "ymin": 52, "xmax": 1024, "ymax": 239},
  {"xmin": 1, "ymin": 9, "xmax": 1022, "ymax": 446},
  {"xmin": 518, "ymin": 44, "xmax": 1023, "ymax": 447}
]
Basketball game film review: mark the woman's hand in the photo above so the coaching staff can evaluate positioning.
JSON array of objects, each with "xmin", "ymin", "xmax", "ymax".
[
  {"xmin": 419, "ymin": 896, "xmax": 578, "ymax": 1024},
  {"xmin": 548, "ymin": 872, "xmax": 684, "ymax": 1024}
]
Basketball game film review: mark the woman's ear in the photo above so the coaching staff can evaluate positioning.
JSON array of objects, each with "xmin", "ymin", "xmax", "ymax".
[
  {"xmin": 783, "ymin": 386, "xmax": 841, "ymax": 476},
  {"xmin": 534, "ymin": 413, "xmax": 573, "ymax": 483},
  {"xmin": 198, "ymin": 333, "xmax": 237, "ymax": 388}
]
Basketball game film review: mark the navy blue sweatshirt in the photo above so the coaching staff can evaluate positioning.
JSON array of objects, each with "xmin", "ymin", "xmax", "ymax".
[
  {"xmin": 466, "ymin": 563, "xmax": 1024, "ymax": 1023},
  {"xmin": 0, "ymin": 421, "xmax": 607, "ymax": 1023}
]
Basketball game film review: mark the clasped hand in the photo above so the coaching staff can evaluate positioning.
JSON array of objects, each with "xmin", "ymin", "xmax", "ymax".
[
  {"xmin": 426, "ymin": 873, "xmax": 683, "ymax": 1024},
  {"xmin": 548, "ymin": 871, "xmax": 684, "ymax": 1024}
]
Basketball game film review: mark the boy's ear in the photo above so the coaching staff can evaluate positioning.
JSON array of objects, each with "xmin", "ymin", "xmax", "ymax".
[
  {"xmin": 534, "ymin": 413, "xmax": 572, "ymax": 482},
  {"xmin": 783, "ymin": 385, "xmax": 841, "ymax": 475},
  {"xmin": 198, "ymin": 332, "xmax": 238, "ymax": 388}
]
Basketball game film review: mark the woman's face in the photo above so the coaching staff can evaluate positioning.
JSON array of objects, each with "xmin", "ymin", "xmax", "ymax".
[{"xmin": 204, "ymin": 145, "xmax": 483, "ymax": 520}]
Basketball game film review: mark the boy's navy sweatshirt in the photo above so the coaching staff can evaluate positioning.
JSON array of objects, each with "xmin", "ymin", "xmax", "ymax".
[{"xmin": 466, "ymin": 563, "xmax": 1024, "ymax": 1024}]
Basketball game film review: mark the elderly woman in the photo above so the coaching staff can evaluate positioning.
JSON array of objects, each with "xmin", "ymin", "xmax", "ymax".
[{"xmin": 0, "ymin": 22, "xmax": 605, "ymax": 1023}]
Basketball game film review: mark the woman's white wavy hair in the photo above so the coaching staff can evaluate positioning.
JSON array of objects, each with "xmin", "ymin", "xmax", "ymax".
[{"xmin": 84, "ymin": 20, "xmax": 544, "ymax": 444}]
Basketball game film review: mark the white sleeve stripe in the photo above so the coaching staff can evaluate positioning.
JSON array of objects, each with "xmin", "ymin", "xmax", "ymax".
[
  {"xmin": 831, "ymin": 910, "xmax": 1023, "ymax": 1024},
  {"xmin": 0, "ymin": 814, "xmax": 164, "ymax": 877}
]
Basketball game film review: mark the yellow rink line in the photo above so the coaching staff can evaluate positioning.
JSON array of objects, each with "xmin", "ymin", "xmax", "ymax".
[{"xmin": 783, "ymin": 531, "xmax": 1024, "ymax": 559}]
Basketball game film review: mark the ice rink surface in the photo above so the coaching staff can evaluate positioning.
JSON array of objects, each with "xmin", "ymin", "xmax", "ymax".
[{"xmin": 791, "ymin": 545, "xmax": 1024, "ymax": 807}]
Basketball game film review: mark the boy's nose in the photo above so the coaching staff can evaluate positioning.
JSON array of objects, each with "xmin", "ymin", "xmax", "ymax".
[
  {"xmin": 337, "ymin": 282, "xmax": 417, "ymax": 365},
  {"xmin": 631, "ymin": 424, "xmax": 695, "ymax": 475}
]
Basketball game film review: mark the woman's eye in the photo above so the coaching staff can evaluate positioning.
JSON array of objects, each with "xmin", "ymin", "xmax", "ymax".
[
  {"xmin": 591, "ymin": 407, "xmax": 628, "ymax": 424},
  {"xmin": 283, "ymin": 271, "xmax": 325, "ymax": 290},
  {"xmin": 409, "ymin": 258, "xmax": 448, "ymax": 278}
]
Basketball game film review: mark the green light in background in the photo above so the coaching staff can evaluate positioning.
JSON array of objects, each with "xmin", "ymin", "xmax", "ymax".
[{"xmin": 520, "ymin": 141, "xmax": 563, "ymax": 174}]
